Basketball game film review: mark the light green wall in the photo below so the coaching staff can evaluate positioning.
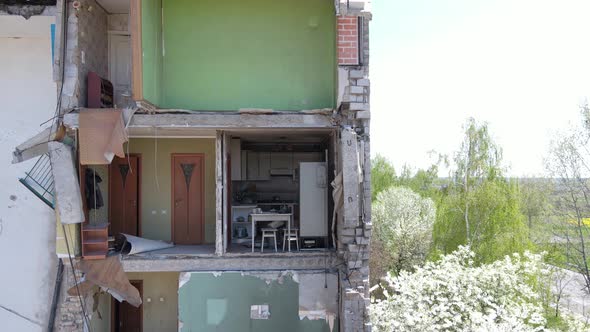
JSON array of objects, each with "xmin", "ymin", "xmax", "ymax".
[
  {"xmin": 89, "ymin": 291, "xmax": 111, "ymax": 332},
  {"xmin": 128, "ymin": 138, "xmax": 216, "ymax": 243},
  {"xmin": 142, "ymin": 0, "xmax": 336, "ymax": 110},
  {"xmin": 141, "ymin": 0, "xmax": 163, "ymax": 105},
  {"xmin": 178, "ymin": 272, "xmax": 337, "ymax": 332},
  {"xmin": 89, "ymin": 273, "xmax": 179, "ymax": 332},
  {"xmin": 128, "ymin": 272, "xmax": 179, "ymax": 332}
]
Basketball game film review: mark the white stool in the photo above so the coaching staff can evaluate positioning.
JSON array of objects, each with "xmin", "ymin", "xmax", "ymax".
[
  {"xmin": 282, "ymin": 228, "xmax": 299, "ymax": 251},
  {"xmin": 261, "ymin": 228, "xmax": 278, "ymax": 253}
]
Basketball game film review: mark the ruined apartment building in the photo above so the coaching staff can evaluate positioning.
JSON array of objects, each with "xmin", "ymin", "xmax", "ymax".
[{"xmin": 11, "ymin": 0, "xmax": 372, "ymax": 331}]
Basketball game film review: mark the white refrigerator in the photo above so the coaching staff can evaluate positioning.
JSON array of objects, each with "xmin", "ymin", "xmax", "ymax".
[{"xmin": 299, "ymin": 162, "xmax": 328, "ymax": 238}]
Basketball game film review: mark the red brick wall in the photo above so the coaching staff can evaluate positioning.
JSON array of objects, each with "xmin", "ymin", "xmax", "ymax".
[{"xmin": 338, "ymin": 16, "xmax": 360, "ymax": 65}]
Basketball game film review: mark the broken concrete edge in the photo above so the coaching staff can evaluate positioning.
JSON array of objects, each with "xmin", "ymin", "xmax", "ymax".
[
  {"xmin": 12, "ymin": 124, "xmax": 68, "ymax": 164},
  {"xmin": 63, "ymin": 112, "xmax": 338, "ymax": 130},
  {"xmin": 336, "ymin": 0, "xmax": 372, "ymax": 17},
  {"xmin": 179, "ymin": 270, "xmax": 302, "ymax": 286},
  {"xmin": 48, "ymin": 141, "xmax": 85, "ymax": 225},
  {"xmin": 178, "ymin": 272, "xmax": 192, "ymax": 289},
  {"xmin": 0, "ymin": 4, "xmax": 56, "ymax": 18},
  {"xmin": 122, "ymin": 255, "xmax": 342, "ymax": 273}
]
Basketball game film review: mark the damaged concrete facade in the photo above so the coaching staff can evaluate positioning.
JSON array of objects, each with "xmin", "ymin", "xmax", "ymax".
[{"xmin": 12, "ymin": 0, "xmax": 372, "ymax": 331}]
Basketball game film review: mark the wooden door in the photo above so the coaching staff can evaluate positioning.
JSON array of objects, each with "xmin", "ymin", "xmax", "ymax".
[
  {"xmin": 113, "ymin": 280, "xmax": 142, "ymax": 332},
  {"xmin": 172, "ymin": 154, "xmax": 204, "ymax": 245},
  {"xmin": 109, "ymin": 155, "xmax": 140, "ymax": 236}
]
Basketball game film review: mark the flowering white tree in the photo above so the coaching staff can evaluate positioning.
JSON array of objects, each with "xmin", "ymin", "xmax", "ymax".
[
  {"xmin": 371, "ymin": 187, "xmax": 435, "ymax": 283},
  {"xmin": 370, "ymin": 246, "xmax": 550, "ymax": 332}
]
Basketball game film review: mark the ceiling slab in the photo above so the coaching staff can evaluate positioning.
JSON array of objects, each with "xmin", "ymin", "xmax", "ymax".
[
  {"xmin": 96, "ymin": 0, "xmax": 128, "ymax": 14},
  {"xmin": 0, "ymin": 0, "xmax": 56, "ymax": 4}
]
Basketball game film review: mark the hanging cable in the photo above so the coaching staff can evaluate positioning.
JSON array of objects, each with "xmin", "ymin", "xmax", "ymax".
[
  {"xmin": 127, "ymin": 140, "xmax": 133, "ymax": 175},
  {"xmin": 46, "ymin": 0, "xmax": 69, "ymax": 139},
  {"xmin": 63, "ymin": 224, "xmax": 93, "ymax": 331},
  {"xmin": 154, "ymin": 126, "xmax": 160, "ymax": 192}
]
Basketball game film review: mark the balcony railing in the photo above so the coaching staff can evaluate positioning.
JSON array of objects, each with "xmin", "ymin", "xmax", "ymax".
[{"xmin": 19, "ymin": 153, "xmax": 55, "ymax": 209}]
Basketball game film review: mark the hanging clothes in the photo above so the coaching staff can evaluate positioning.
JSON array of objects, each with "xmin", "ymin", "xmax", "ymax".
[{"xmin": 85, "ymin": 168, "xmax": 104, "ymax": 210}]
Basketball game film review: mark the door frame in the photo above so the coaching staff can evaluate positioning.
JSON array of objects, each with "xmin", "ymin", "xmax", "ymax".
[
  {"xmin": 108, "ymin": 32, "xmax": 131, "ymax": 106},
  {"xmin": 108, "ymin": 154, "xmax": 142, "ymax": 237},
  {"xmin": 171, "ymin": 153, "xmax": 206, "ymax": 244},
  {"xmin": 111, "ymin": 279, "xmax": 143, "ymax": 332}
]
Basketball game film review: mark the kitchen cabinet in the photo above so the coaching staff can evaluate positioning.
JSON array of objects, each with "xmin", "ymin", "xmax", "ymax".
[
  {"xmin": 258, "ymin": 152, "xmax": 271, "ymax": 180},
  {"xmin": 230, "ymin": 138, "xmax": 242, "ymax": 180},
  {"xmin": 245, "ymin": 151, "xmax": 271, "ymax": 180},
  {"xmin": 246, "ymin": 151, "xmax": 258, "ymax": 180},
  {"xmin": 241, "ymin": 151, "xmax": 247, "ymax": 180},
  {"xmin": 270, "ymin": 152, "xmax": 293, "ymax": 170}
]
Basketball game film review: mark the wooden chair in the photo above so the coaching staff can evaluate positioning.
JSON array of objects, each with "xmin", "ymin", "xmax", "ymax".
[
  {"xmin": 282, "ymin": 228, "xmax": 299, "ymax": 251},
  {"xmin": 261, "ymin": 228, "xmax": 278, "ymax": 253}
]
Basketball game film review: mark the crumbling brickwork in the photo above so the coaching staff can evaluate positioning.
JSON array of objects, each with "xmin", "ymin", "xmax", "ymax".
[
  {"xmin": 337, "ymin": 5, "xmax": 372, "ymax": 332},
  {"xmin": 52, "ymin": 260, "xmax": 90, "ymax": 332}
]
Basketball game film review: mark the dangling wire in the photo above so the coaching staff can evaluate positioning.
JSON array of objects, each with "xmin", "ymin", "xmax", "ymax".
[
  {"xmin": 154, "ymin": 126, "xmax": 160, "ymax": 192},
  {"xmin": 63, "ymin": 224, "xmax": 93, "ymax": 331},
  {"xmin": 127, "ymin": 140, "xmax": 133, "ymax": 175}
]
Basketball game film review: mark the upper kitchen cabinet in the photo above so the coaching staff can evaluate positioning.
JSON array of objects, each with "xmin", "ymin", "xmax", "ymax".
[
  {"xmin": 230, "ymin": 138, "xmax": 242, "ymax": 180},
  {"xmin": 134, "ymin": 0, "xmax": 336, "ymax": 111},
  {"xmin": 270, "ymin": 152, "xmax": 293, "ymax": 170},
  {"xmin": 245, "ymin": 151, "xmax": 271, "ymax": 181}
]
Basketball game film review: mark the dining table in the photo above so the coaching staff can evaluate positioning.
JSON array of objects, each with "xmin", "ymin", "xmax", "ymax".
[{"xmin": 249, "ymin": 213, "xmax": 293, "ymax": 252}]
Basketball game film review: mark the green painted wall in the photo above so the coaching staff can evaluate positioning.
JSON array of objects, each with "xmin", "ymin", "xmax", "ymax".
[
  {"xmin": 128, "ymin": 272, "xmax": 179, "ymax": 332},
  {"xmin": 178, "ymin": 272, "xmax": 337, "ymax": 332},
  {"xmin": 142, "ymin": 0, "xmax": 163, "ymax": 105},
  {"xmin": 142, "ymin": 0, "xmax": 336, "ymax": 110},
  {"xmin": 127, "ymin": 138, "xmax": 216, "ymax": 243}
]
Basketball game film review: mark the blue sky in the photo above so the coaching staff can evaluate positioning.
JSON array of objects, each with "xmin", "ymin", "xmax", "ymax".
[{"xmin": 369, "ymin": 0, "xmax": 590, "ymax": 176}]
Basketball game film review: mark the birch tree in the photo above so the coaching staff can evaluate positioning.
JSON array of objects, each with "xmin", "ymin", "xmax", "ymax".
[
  {"xmin": 453, "ymin": 118, "xmax": 503, "ymax": 244},
  {"xmin": 433, "ymin": 118, "xmax": 530, "ymax": 263},
  {"xmin": 546, "ymin": 103, "xmax": 590, "ymax": 292}
]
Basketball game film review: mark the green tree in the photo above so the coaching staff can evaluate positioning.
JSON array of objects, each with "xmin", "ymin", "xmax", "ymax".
[
  {"xmin": 396, "ymin": 152, "xmax": 447, "ymax": 199},
  {"xmin": 371, "ymin": 154, "xmax": 396, "ymax": 201},
  {"xmin": 433, "ymin": 118, "xmax": 531, "ymax": 263},
  {"xmin": 371, "ymin": 187, "xmax": 435, "ymax": 287},
  {"xmin": 518, "ymin": 178, "xmax": 553, "ymax": 242},
  {"xmin": 546, "ymin": 103, "xmax": 590, "ymax": 293}
]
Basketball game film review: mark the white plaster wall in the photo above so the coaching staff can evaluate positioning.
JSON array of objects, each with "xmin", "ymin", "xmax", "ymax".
[{"xmin": 0, "ymin": 15, "xmax": 58, "ymax": 331}]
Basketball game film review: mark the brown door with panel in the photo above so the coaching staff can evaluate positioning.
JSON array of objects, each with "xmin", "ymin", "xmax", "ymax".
[
  {"xmin": 109, "ymin": 155, "xmax": 140, "ymax": 236},
  {"xmin": 112, "ymin": 280, "xmax": 142, "ymax": 332},
  {"xmin": 172, "ymin": 154, "xmax": 204, "ymax": 245}
]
